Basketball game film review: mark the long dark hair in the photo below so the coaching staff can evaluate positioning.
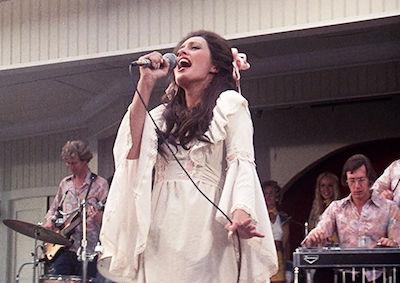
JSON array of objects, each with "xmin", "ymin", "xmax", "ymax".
[{"xmin": 158, "ymin": 30, "xmax": 237, "ymax": 153}]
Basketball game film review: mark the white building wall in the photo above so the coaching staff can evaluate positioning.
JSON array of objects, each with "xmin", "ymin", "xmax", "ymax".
[
  {"xmin": 254, "ymin": 94, "xmax": 400, "ymax": 186},
  {"xmin": 0, "ymin": 129, "xmax": 87, "ymax": 192},
  {"xmin": 1, "ymin": 0, "xmax": 399, "ymax": 69}
]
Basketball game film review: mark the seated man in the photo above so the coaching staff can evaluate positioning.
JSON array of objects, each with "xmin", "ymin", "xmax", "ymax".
[{"xmin": 303, "ymin": 154, "xmax": 400, "ymax": 283}]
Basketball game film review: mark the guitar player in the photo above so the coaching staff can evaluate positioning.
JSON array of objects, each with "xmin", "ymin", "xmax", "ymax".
[{"xmin": 42, "ymin": 140, "xmax": 109, "ymax": 280}]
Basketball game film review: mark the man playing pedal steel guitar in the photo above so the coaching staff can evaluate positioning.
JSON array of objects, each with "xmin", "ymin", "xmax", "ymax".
[
  {"xmin": 303, "ymin": 154, "xmax": 400, "ymax": 282},
  {"xmin": 42, "ymin": 140, "xmax": 109, "ymax": 279}
]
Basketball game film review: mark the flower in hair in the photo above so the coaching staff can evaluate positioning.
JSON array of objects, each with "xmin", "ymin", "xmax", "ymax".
[{"xmin": 231, "ymin": 48, "xmax": 250, "ymax": 93}]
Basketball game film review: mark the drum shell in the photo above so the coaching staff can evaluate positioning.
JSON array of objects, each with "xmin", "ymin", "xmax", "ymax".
[{"xmin": 39, "ymin": 275, "xmax": 93, "ymax": 282}]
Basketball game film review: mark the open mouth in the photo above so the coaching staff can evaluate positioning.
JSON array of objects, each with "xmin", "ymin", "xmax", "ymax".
[{"xmin": 178, "ymin": 58, "xmax": 191, "ymax": 69}]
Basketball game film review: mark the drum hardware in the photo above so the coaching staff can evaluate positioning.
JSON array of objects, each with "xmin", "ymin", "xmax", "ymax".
[
  {"xmin": 38, "ymin": 274, "xmax": 94, "ymax": 282},
  {"xmin": 16, "ymin": 253, "xmax": 45, "ymax": 283},
  {"xmin": 3, "ymin": 174, "xmax": 102, "ymax": 282},
  {"xmin": 3, "ymin": 216, "xmax": 98, "ymax": 283},
  {"xmin": 3, "ymin": 219, "xmax": 66, "ymax": 283},
  {"xmin": 3, "ymin": 219, "xmax": 70, "ymax": 245}
]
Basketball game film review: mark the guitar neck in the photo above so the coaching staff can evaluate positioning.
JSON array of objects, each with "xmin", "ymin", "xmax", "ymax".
[
  {"xmin": 59, "ymin": 200, "xmax": 106, "ymax": 237},
  {"xmin": 60, "ymin": 211, "xmax": 82, "ymax": 237}
]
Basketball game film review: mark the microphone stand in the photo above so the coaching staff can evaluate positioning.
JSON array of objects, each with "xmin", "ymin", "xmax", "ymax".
[
  {"xmin": 77, "ymin": 173, "xmax": 97, "ymax": 283},
  {"xmin": 77, "ymin": 200, "xmax": 97, "ymax": 282},
  {"xmin": 78, "ymin": 199, "xmax": 89, "ymax": 283},
  {"xmin": 77, "ymin": 199, "xmax": 97, "ymax": 282}
]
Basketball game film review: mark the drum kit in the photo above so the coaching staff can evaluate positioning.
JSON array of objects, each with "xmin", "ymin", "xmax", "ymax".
[{"xmin": 3, "ymin": 219, "xmax": 94, "ymax": 283}]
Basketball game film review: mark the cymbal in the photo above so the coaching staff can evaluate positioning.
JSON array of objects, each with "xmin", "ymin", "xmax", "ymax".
[{"xmin": 3, "ymin": 219, "xmax": 70, "ymax": 245}]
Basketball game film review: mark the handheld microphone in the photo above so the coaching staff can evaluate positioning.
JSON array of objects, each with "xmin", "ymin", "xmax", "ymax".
[{"xmin": 130, "ymin": 53, "xmax": 177, "ymax": 71}]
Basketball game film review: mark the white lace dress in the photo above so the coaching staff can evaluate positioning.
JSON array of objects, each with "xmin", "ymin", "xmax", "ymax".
[{"xmin": 98, "ymin": 90, "xmax": 278, "ymax": 283}]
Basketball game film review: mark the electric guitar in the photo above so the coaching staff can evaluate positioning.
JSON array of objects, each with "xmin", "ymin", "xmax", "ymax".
[{"xmin": 43, "ymin": 201, "xmax": 105, "ymax": 262}]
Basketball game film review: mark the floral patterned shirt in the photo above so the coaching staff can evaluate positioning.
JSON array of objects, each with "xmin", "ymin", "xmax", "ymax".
[
  {"xmin": 316, "ymin": 194, "xmax": 400, "ymax": 248},
  {"xmin": 45, "ymin": 172, "xmax": 109, "ymax": 253}
]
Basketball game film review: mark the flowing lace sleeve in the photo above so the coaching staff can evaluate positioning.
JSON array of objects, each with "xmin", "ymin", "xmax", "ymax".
[
  {"xmin": 98, "ymin": 105, "xmax": 164, "ymax": 282},
  {"xmin": 212, "ymin": 90, "xmax": 278, "ymax": 281}
]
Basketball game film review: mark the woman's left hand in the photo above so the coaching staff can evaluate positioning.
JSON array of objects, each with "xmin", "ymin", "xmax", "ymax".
[{"xmin": 225, "ymin": 209, "xmax": 265, "ymax": 239}]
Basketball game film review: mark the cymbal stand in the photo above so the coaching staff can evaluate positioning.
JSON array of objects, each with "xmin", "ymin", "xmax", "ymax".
[
  {"xmin": 15, "ymin": 227, "xmax": 43, "ymax": 283},
  {"xmin": 16, "ymin": 262, "xmax": 33, "ymax": 283}
]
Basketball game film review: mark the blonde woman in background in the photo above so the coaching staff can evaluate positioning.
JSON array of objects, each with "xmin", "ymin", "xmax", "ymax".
[
  {"xmin": 308, "ymin": 172, "xmax": 340, "ymax": 231},
  {"xmin": 305, "ymin": 172, "xmax": 340, "ymax": 282}
]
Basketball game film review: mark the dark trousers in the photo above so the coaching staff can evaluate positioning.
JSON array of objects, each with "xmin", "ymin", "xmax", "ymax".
[{"xmin": 46, "ymin": 249, "xmax": 97, "ymax": 278}]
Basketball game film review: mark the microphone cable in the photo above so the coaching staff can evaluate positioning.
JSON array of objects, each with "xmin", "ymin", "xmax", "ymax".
[{"xmin": 128, "ymin": 64, "xmax": 242, "ymax": 283}]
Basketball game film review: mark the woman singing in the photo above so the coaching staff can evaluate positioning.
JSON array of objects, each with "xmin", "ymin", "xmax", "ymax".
[{"xmin": 99, "ymin": 30, "xmax": 278, "ymax": 283}]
